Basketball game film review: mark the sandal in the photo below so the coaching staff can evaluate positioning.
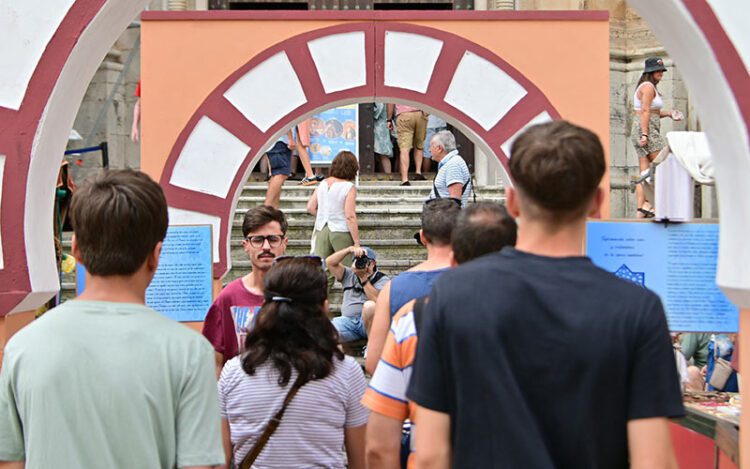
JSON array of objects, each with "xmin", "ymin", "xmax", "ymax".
[{"xmin": 637, "ymin": 207, "xmax": 655, "ymax": 218}]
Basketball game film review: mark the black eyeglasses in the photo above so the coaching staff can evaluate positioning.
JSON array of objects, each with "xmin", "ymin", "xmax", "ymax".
[
  {"xmin": 245, "ymin": 234, "xmax": 285, "ymax": 248},
  {"xmin": 425, "ymin": 197, "xmax": 462, "ymax": 208},
  {"xmin": 273, "ymin": 255, "xmax": 325, "ymax": 269}
]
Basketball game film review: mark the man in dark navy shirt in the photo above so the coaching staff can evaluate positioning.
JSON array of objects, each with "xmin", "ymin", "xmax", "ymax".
[{"xmin": 407, "ymin": 121, "xmax": 684, "ymax": 468}]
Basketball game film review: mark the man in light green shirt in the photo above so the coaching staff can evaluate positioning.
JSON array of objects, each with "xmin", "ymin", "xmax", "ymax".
[{"xmin": 0, "ymin": 170, "xmax": 224, "ymax": 469}]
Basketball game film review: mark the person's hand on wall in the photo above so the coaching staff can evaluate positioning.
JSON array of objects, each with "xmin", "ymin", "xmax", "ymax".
[
  {"xmin": 131, "ymin": 97, "xmax": 141, "ymax": 143},
  {"xmin": 131, "ymin": 124, "xmax": 139, "ymax": 143}
]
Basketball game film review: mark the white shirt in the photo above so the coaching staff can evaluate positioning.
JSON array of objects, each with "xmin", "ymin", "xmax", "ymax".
[
  {"xmin": 634, "ymin": 82, "xmax": 664, "ymax": 110},
  {"xmin": 314, "ymin": 180, "xmax": 354, "ymax": 232}
]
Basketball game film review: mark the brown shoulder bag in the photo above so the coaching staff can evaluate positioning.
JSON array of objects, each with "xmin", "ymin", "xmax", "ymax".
[{"xmin": 239, "ymin": 378, "xmax": 304, "ymax": 469}]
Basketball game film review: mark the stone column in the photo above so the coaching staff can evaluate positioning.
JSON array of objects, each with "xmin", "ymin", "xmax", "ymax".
[
  {"xmin": 168, "ymin": 0, "xmax": 188, "ymax": 10},
  {"xmin": 490, "ymin": 0, "xmax": 514, "ymax": 8}
]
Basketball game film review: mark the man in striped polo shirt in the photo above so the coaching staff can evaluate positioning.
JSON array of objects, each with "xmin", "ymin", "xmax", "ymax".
[
  {"xmin": 427, "ymin": 130, "xmax": 472, "ymax": 207},
  {"xmin": 362, "ymin": 203, "xmax": 517, "ymax": 468}
]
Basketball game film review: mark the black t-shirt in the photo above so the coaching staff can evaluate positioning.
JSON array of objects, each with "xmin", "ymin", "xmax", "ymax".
[{"xmin": 407, "ymin": 247, "xmax": 684, "ymax": 469}]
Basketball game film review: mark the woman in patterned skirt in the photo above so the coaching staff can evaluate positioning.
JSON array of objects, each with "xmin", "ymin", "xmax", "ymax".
[{"xmin": 631, "ymin": 57, "xmax": 683, "ymax": 218}]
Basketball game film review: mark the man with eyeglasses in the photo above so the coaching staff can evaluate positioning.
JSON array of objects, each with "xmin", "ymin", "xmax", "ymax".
[
  {"xmin": 202, "ymin": 206, "xmax": 289, "ymax": 371},
  {"xmin": 327, "ymin": 246, "xmax": 390, "ymax": 344},
  {"xmin": 428, "ymin": 130, "xmax": 472, "ymax": 207}
]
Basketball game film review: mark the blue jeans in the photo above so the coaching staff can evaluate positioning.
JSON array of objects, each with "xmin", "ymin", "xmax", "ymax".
[{"xmin": 332, "ymin": 315, "xmax": 366, "ymax": 342}]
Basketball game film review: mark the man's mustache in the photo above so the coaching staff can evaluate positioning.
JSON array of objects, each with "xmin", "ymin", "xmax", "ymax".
[{"xmin": 257, "ymin": 251, "xmax": 275, "ymax": 259}]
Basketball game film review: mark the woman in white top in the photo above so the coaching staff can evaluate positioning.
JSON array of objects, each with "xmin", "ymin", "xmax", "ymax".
[
  {"xmin": 219, "ymin": 258, "xmax": 368, "ymax": 469},
  {"xmin": 307, "ymin": 151, "xmax": 360, "ymax": 267},
  {"xmin": 631, "ymin": 57, "xmax": 683, "ymax": 218}
]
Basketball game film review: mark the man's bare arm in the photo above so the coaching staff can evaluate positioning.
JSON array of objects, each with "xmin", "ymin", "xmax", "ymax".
[
  {"xmin": 627, "ymin": 417, "xmax": 678, "ymax": 469},
  {"xmin": 365, "ymin": 284, "xmax": 392, "ymax": 374},
  {"xmin": 413, "ymin": 406, "xmax": 451, "ymax": 469},
  {"xmin": 0, "ymin": 462, "xmax": 24, "ymax": 469},
  {"xmin": 366, "ymin": 413, "xmax": 403, "ymax": 469},
  {"xmin": 326, "ymin": 246, "xmax": 355, "ymax": 282}
]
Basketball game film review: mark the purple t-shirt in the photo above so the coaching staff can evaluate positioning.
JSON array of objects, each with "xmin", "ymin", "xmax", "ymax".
[{"xmin": 202, "ymin": 278, "xmax": 264, "ymax": 364}]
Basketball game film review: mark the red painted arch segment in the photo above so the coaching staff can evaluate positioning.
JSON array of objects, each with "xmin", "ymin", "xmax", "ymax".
[{"xmin": 156, "ymin": 21, "xmax": 561, "ymax": 278}]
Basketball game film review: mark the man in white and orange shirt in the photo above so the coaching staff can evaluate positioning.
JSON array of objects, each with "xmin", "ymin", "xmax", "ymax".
[{"xmin": 362, "ymin": 203, "xmax": 518, "ymax": 468}]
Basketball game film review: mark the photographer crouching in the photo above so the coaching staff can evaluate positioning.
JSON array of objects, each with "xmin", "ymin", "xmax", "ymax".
[{"xmin": 327, "ymin": 246, "xmax": 390, "ymax": 344}]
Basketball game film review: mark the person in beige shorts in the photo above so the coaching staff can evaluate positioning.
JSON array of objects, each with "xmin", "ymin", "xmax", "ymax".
[{"xmin": 388, "ymin": 104, "xmax": 428, "ymax": 186}]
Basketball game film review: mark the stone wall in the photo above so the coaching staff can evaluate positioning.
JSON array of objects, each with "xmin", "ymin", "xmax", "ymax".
[
  {"xmin": 606, "ymin": 2, "xmax": 694, "ymax": 218},
  {"xmin": 67, "ymin": 28, "xmax": 141, "ymax": 183}
]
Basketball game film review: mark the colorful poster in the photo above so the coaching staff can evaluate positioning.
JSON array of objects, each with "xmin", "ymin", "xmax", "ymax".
[
  {"xmin": 586, "ymin": 221, "xmax": 738, "ymax": 333},
  {"xmin": 307, "ymin": 105, "xmax": 358, "ymax": 165}
]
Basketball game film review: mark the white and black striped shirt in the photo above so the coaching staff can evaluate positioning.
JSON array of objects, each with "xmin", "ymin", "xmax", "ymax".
[{"xmin": 218, "ymin": 355, "xmax": 369, "ymax": 468}]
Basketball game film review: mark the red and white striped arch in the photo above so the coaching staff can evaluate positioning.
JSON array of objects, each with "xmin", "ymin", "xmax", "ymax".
[
  {"xmin": 157, "ymin": 21, "xmax": 560, "ymax": 278},
  {"xmin": 0, "ymin": 1, "xmax": 749, "ymax": 316}
]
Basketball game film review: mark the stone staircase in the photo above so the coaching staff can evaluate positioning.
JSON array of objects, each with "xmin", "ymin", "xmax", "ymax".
[
  {"xmin": 226, "ymin": 180, "xmax": 505, "ymax": 310},
  {"xmin": 60, "ymin": 179, "xmax": 505, "ymax": 312}
]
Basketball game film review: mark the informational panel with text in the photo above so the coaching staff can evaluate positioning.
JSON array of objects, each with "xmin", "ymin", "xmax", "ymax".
[
  {"xmin": 77, "ymin": 225, "xmax": 213, "ymax": 322},
  {"xmin": 586, "ymin": 221, "xmax": 738, "ymax": 333}
]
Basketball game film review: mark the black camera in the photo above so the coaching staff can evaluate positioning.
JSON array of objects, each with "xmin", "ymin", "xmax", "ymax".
[{"xmin": 354, "ymin": 255, "xmax": 370, "ymax": 269}]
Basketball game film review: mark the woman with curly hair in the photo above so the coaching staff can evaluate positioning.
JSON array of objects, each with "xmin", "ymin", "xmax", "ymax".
[{"xmin": 218, "ymin": 257, "xmax": 367, "ymax": 469}]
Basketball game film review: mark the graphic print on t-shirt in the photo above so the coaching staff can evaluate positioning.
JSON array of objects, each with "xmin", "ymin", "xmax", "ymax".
[{"xmin": 230, "ymin": 306, "xmax": 261, "ymax": 353}]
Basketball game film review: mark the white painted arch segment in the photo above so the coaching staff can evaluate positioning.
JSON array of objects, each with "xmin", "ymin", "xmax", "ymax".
[
  {"xmin": 444, "ymin": 51, "xmax": 527, "ymax": 131},
  {"xmin": 169, "ymin": 117, "xmax": 251, "ymax": 198},
  {"xmin": 224, "ymin": 51, "xmax": 307, "ymax": 133},
  {"xmin": 706, "ymin": 0, "xmax": 750, "ymax": 72},
  {"xmin": 627, "ymin": 0, "xmax": 750, "ymax": 307},
  {"xmin": 167, "ymin": 208, "xmax": 222, "ymax": 263},
  {"xmin": 22, "ymin": 0, "xmax": 148, "ymax": 313},
  {"xmin": 308, "ymin": 32, "xmax": 367, "ymax": 94},
  {"xmin": 0, "ymin": 154, "xmax": 5, "ymax": 270},
  {"xmin": 501, "ymin": 111, "xmax": 553, "ymax": 157},
  {"xmin": 384, "ymin": 31, "xmax": 443, "ymax": 94},
  {"xmin": 0, "ymin": 0, "xmax": 76, "ymax": 110}
]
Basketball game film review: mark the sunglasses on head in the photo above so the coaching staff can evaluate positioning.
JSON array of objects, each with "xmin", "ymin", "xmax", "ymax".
[
  {"xmin": 424, "ymin": 197, "xmax": 462, "ymax": 208},
  {"xmin": 273, "ymin": 255, "xmax": 326, "ymax": 269}
]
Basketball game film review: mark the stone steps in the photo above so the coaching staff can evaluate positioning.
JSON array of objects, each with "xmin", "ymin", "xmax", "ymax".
[
  {"xmin": 237, "ymin": 195, "xmax": 505, "ymax": 210},
  {"xmin": 232, "ymin": 219, "xmax": 424, "ymax": 240},
  {"xmin": 57, "ymin": 180, "xmax": 506, "ymax": 316},
  {"xmin": 229, "ymin": 238, "xmax": 425, "ymax": 260}
]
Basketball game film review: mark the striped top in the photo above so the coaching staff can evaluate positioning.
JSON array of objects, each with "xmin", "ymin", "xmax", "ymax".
[
  {"xmin": 362, "ymin": 300, "xmax": 419, "ymax": 467},
  {"xmin": 429, "ymin": 150, "xmax": 471, "ymax": 206},
  {"xmin": 219, "ymin": 355, "xmax": 369, "ymax": 468}
]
